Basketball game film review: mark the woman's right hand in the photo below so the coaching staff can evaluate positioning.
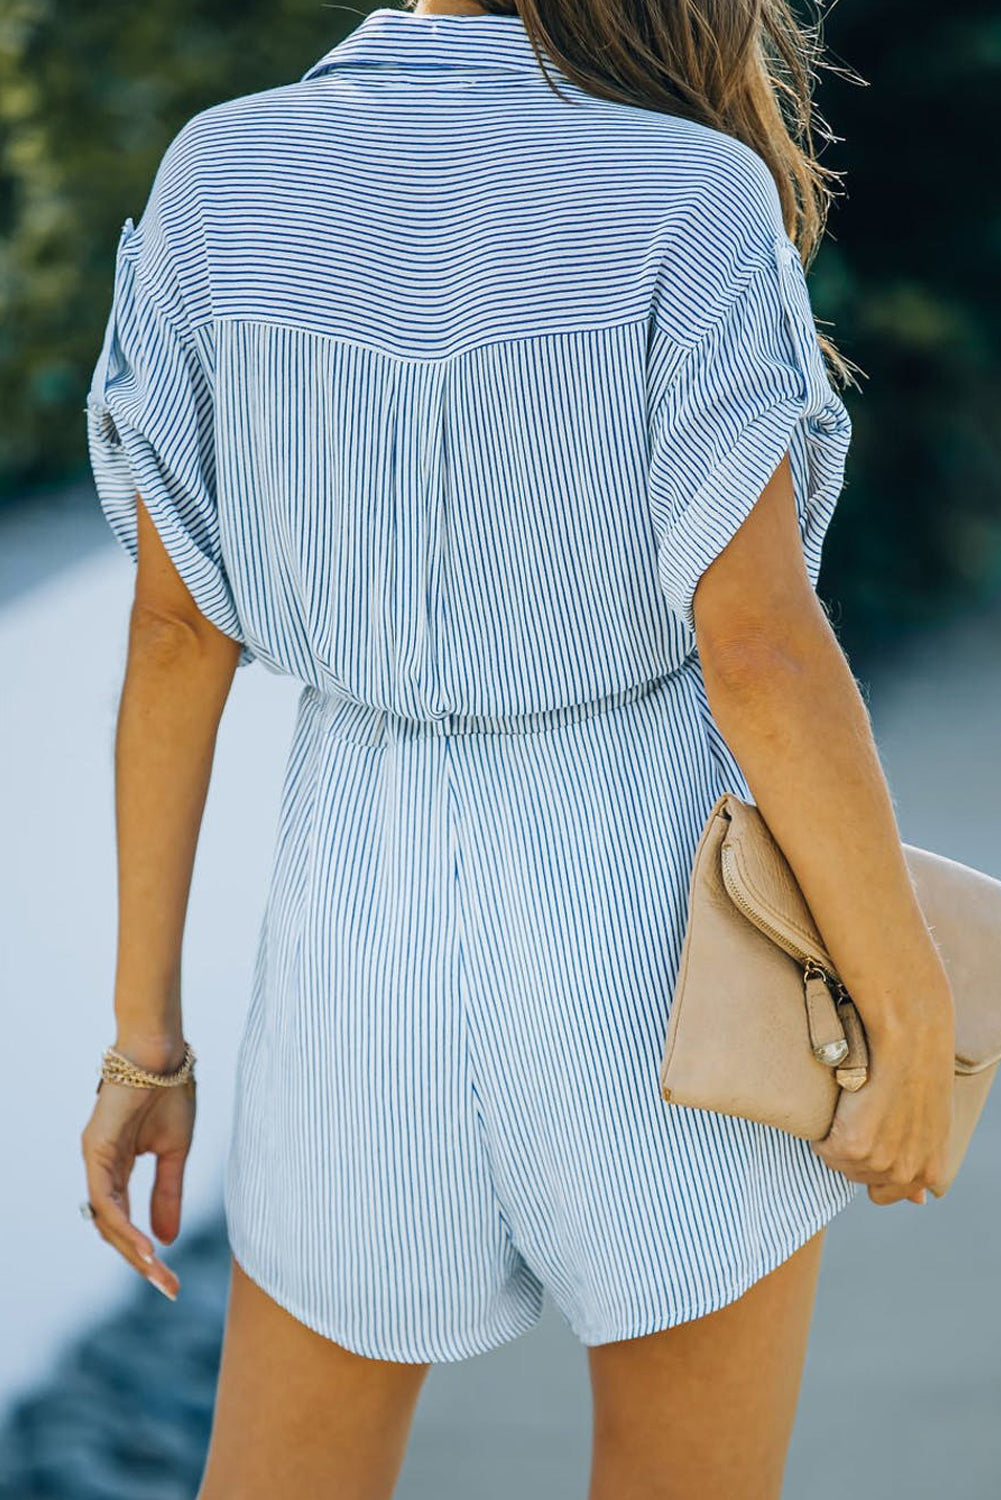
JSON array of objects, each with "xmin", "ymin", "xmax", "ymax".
[{"xmin": 811, "ymin": 983, "xmax": 956, "ymax": 1205}]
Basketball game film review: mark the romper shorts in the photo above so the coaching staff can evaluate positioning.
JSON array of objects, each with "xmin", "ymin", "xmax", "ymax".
[{"xmin": 223, "ymin": 662, "xmax": 859, "ymax": 1363}]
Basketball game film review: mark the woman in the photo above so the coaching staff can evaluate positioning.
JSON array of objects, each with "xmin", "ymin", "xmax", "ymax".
[{"xmin": 79, "ymin": 1, "xmax": 955, "ymax": 1495}]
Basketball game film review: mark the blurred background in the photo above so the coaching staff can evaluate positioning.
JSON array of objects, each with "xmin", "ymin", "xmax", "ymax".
[{"xmin": 1, "ymin": 1, "xmax": 999, "ymax": 1496}]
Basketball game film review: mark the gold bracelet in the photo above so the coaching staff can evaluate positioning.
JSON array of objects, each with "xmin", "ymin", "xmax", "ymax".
[{"xmin": 98, "ymin": 1041, "xmax": 197, "ymax": 1092}]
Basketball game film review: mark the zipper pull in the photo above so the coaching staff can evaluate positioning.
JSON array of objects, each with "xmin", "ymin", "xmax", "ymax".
[
  {"xmin": 803, "ymin": 960, "xmax": 850, "ymax": 1067},
  {"xmin": 834, "ymin": 998, "xmax": 869, "ymax": 1091}
]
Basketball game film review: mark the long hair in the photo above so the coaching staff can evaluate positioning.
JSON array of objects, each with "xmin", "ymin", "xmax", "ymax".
[{"xmin": 405, "ymin": 0, "xmax": 860, "ymax": 388}]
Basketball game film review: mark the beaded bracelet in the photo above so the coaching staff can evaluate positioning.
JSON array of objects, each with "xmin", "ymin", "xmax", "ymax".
[{"xmin": 97, "ymin": 1041, "xmax": 197, "ymax": 1092}]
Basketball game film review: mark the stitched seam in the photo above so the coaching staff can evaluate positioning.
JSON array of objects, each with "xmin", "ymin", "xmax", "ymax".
[
  {"xmin": 210, "ymin": 313, "xmax": 649, "ymax": 366},
  {"xmin": 649, "ymin": 243, "xmax": 783, "ymax": 361}
]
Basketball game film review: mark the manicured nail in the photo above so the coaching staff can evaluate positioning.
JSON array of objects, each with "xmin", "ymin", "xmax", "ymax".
[
  {"xmin": 139, "ymin": 1248, "xmax": 154, "ymax": 1264},
  {"xmin": 148, "ymin": 1273, "xmax": 177, "ymax": 1301}
]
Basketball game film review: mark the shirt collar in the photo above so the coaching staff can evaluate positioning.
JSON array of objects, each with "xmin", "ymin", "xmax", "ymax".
[{"xmin": 301, "ymin": 6, "xmax": 552, "ymax": 82}]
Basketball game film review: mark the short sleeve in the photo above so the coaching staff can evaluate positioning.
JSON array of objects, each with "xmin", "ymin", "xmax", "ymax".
[
  {"xmin": 646, "ymin": 231, "xmax": 853, "ymax": 637},
  {"xmin": 84, "ymin": 130, "xmax": 254, "ymax": 668}
]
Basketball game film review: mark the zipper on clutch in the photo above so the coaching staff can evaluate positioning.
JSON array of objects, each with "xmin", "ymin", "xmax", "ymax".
[
  {"xmin": 810, "ymin": 960, "xmax": 850, "ymax": 1006},
  {"xmin": 803, "ymin": 962, "xmax": 869, "ymax": 1087},
  {"xmin": 803, "ymin": 956, "xmax": 846, "ymax": 998},
  {"xmin": 802, "ymin": 959, "xmax": 851, "ymax": 1067},
  {"xmin": 719, "ymin": 846, "xmax": 804, "ymax": 960},
  {"xmin": 719, "ymin": 842, "xmax": 870, "ymax": 1087}
]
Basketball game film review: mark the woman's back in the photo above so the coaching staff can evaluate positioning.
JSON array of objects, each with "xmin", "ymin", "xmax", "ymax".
[{"xmin": 86, "ymin": 4, "xmax": 850, "ymax": 718}]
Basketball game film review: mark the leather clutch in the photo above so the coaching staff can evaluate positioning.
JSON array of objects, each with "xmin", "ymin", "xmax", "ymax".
[{"xmin": 659, "ymin": 793, "xmax": 1001, "ymax": 1196}]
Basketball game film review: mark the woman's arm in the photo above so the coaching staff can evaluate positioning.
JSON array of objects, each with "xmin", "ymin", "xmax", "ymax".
[
  {"xmin": 111, "ymin": 497, "xmax": 240, "ymax": 1063},
  {"xmin": 692, "ymin": 454, "xmax": 955, "ymax": 1207},
  {"xmin": 80, "ymin": 494, "xmax": 241, "ymax": 1298}
]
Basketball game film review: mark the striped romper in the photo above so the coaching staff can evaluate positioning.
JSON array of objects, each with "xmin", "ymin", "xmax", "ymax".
[{"xmin": 84, "ymin": 6, "xmax": 860, "ymax": 1362}]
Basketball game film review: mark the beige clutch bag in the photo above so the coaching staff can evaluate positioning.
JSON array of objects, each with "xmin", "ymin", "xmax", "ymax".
[{"xmin": 659, "ymin": 793, "xmax": 1001, "ymax": 1197}]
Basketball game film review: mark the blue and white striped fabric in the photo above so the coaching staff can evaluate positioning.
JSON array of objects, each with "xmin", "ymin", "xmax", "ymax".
[{"xmin": 85, "ymin": 4, "xmax": 859, "ymax": 1362}]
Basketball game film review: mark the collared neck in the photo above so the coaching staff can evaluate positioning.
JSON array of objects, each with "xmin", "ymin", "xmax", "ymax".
[{"xmin": 301, "ymin": 6, "xmax": 553, "ymax": 82}]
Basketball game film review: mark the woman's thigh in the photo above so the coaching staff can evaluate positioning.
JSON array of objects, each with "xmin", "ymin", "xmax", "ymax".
[
  {"xmin": 587, "ymin": 1228, "xmax": 827, "ymax": 1500},
  {"xmin": 196, "ymin": 1255, "xmax": 431, "ymax": 1500}
]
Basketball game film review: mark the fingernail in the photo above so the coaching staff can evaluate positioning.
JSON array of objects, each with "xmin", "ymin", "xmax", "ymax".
[
  {"xmin": 139, "ymin": 1248, "xmax": 154, "ymax": 1264},
  {"xmin": 148, "ymin": 1273, "xmax": 177, "ymax": 1301}
]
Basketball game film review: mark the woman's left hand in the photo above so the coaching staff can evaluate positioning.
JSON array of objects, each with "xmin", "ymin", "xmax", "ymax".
[{"xmin": 79, "ymin": 1047, "xmax": 195, "ymax": 1300}]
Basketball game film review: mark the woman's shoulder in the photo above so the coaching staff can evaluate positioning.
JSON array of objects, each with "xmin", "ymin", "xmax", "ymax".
[
  {"xmin": 151, "ymin": 68, "xmax": 361, "ymax": 200},
  {"xmin": 640, "ymin": 112, "xmax": 784, "ymax": 243},
  {"xmin": 620, "ymin": 114, "xmax": 788, "ymax": 345},
  {"xmin": 557, "ymin": 93, "xmax": 787, "ymax": 278}
]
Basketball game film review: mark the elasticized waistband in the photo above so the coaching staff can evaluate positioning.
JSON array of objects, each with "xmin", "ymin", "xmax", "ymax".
[{"xmin": 300, "ymin": 674, "xmax": 674, "ymax": 746}]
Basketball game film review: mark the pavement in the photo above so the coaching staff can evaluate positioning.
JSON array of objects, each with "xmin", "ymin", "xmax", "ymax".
[{"xmin": 1, "ymin": 490, "xmax": 998, "ymax": 1497}]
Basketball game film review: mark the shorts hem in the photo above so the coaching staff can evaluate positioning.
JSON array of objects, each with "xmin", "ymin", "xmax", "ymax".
[
  {"xmin": 568, "ymin": 1179, "xmax": 861, "ymax": 1349},
  {"xmin": 225, "ymin": 1228, "xmax": 542, "ymax": 1365}
]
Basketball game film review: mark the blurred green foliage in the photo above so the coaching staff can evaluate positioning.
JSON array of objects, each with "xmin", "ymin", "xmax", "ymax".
[
  {"xmin": 1, "ymin": 1, "xmax": 998, "ymax": 658},
  {"xmin": 0, "ymin": 0, "xmax": 344, "ymax": 490}
]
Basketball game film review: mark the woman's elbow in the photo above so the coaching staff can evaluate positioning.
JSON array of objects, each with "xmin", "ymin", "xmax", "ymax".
[{"xmin": 692, "ymin": 576, "xmax": 834, "ymax": 695}]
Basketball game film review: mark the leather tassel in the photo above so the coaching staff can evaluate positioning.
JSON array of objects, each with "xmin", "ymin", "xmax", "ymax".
[
  {"xmin": 835, "ymin": 1000, "xmax": 869, "ymax": 1091},
  {"xmin": 804, "ymin": 974, "xmax": 849, "ymax": 1066}
]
